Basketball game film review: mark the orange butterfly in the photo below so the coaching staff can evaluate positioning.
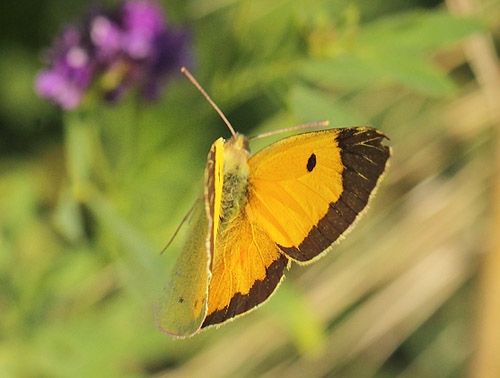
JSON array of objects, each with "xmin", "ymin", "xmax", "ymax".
[{"xmin": 157, "ymin": 68, "xmax": 390, "ymax": 337}]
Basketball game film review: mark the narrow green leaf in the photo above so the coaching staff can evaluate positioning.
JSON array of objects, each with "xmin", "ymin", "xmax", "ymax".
[
  {"xmin": 359, "ymin": 10, "xmax": 484, "ymax": 54},
  {"xmin": 366, "ymin": 51, "xmax": 457, "ymax": 97},
  {"xmin": 52, "ymin": 187, "xmax": 85, "ymax": 242},
  {"xmin": 83, "ymin": 187, "xmax": 165, "ymax": 298},
  {"xmin": 300, "ymin": 57, "xmax": 380, "ymax": 90},
  {"xmin": 301, "ymin": 51, "xmax": 456, "ymax": 97},
  {"xmin": 289, "ymin": 85, "xmax": 364, "ymax": 126}
]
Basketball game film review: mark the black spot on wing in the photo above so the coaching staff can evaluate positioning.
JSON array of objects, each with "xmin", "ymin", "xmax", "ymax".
[{"xmin": 307, "ymin": 153, "xmax": 316, "ymax": 172}]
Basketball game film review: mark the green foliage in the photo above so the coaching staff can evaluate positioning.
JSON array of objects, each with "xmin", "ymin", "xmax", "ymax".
[{"xmin": 0, "ymin": 0, "xmax": 491, "ymax": 377}]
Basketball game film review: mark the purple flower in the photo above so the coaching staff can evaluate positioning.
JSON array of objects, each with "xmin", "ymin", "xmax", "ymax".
[
  {"xmin": 142, "ymin": 31, "xmax": 189, "ymax": 99},
  {"xmin": 121, "ymin": 0, "xmax": 166, "ymax": 59},
  {"xmin": 35, "ymin": 1, "xmax": 189, "ymax": 109},
  {"xmin": 35, "ymin": 27, "xmax": 93, "ymax": 110},
  {"xmin": 90, "ymin": 16, "xmax": 123, "ymax": 63}
]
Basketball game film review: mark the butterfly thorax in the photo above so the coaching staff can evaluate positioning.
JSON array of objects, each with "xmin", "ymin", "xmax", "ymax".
[{"xmin": 220, "ymin": 134, "xmax": 250, "ymax": 223}]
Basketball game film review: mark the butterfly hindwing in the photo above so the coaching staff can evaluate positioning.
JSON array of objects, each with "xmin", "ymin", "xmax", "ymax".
[
  {"xmin": 156, "ymin": 198, "xmax": 211, "ymax": 337},
  {"xmin": 202, "ymin": 211, "xmax": 289, "ymax": 327},
  {"xmin": 201, "ymin": 135, "xmax": 290, "ymax": 328}
]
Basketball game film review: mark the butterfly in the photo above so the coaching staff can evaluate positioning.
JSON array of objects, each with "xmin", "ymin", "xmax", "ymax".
[{"xmin": 156, "ymin": 68, "xmax": 391, "ymax": 337}]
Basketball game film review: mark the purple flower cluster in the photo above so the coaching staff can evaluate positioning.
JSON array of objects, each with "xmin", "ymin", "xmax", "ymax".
[{"xmin": 35, "ymin": 1, "xmax": 189, "ymax": 109}]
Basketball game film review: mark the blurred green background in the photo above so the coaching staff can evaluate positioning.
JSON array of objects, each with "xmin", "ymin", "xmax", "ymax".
[{"xmin": 1, "ymin": 0, "xmax": 500, "ymax": 377}]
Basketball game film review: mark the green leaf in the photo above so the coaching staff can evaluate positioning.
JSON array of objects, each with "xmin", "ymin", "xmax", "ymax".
[
  {"xmin": 364, "ymin": 50, "xmax": 457, "ymax": 97},
  {"xmin": 300, "ymin": 10, "xmax": 482, "ymax": 97},
  {"xmin": 301, "ymin": 56, "xmax": 381, "ymax": 90},
  {"xmin": 83, "ymin": 187, "xmax": 165, "ymax": 298},
  {"xmin": 52, "ymin": 187, "xmax": 86, "ymax": 242},
  {"xmin": 301, "ymin": 53, "xmax": 456, "ymax": 97},
  {"xmin": 289, "ymin": 85, "xmax": 364, "ymax": 126},
  {"xmin": 358, "ymin": 10, "xmax": 484, "ymax": 54}
]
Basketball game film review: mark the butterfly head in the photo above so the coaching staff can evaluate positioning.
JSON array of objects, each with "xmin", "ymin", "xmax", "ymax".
[
  {"xmin": 222, "ymin": 133, "xmax": 250, "ymax": 177},
  {"xmin": 227, "ymin": 133, "xmax": 249, "ymax": 153}
]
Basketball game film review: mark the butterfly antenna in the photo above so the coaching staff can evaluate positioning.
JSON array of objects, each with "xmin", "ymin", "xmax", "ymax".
[
  {"xmin": 181, "ymin": 67, "xmax": 237, "ymax": 138},
  {"xmin": 250, "ymin": 120, "xmax": 330, "ymax": 140},
  {"xmin": 160, "ymin": 198, "xmax": 202, "ymax": 255}
]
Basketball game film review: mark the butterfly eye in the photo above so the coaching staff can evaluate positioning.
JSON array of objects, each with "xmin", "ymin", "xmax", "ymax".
[{"xmin": 307, "ymin": 153, "xmax": 316, "ymax": 172}]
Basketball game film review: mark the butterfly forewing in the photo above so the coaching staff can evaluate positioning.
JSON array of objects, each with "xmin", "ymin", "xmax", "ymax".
[{"xmin": 248, "ymin": 127, "xmax": 390, "ymax": 263}]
